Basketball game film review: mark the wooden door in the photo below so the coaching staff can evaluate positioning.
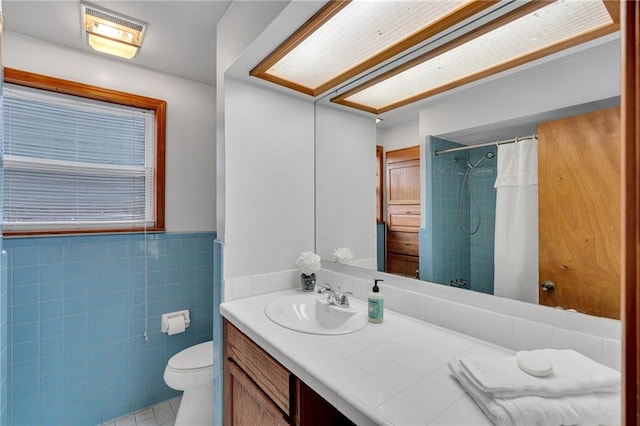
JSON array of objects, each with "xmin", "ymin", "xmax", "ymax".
[
  {"xmin": 538, "ymin": 106, "xmax": 620, "ymax": 319},
  {"xmin": 385, "ymin": 146, "xmax": 420, "ymax": 277}
]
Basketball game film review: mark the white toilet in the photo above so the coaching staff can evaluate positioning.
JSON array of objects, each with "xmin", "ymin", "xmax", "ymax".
[{"xmin": 163, "ymin": 341, "xmax": 215, "ymax": 426}]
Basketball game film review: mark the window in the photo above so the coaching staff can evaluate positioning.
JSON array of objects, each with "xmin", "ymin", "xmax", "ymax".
[{"xmin": 2, "ymin": 69, "xmax": 166, "ymax": 235}]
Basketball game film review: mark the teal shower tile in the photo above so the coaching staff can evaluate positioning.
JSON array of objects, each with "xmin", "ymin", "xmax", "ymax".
[
  {"xmin": 108, "ymin": 291, "xmax": 129, "ymax": 308},
  {"xmin": 12, "ymin": 399, "xmax": 38, "ymax": 422},
  {"xmin": 40, "ymin": 319, "xmax": 64, "ymax": 340},
  {"xmin": 107, "ymin": 241, "xmax": 129, "ymax": 259},
  {"xmin": 109, "ymin": 274, "xmax": 128, "ymax": 292},
  {"xmin": 12, "ymin": 303, "xmax": 38, "ymax": 325},
  {"xmin": 11, "ymin": 247, "xmax": 38, "ymax": 267},
  {"xmin": 165, "ymin": 239, "xmax": 181, "ymax": 254},
  {"xmin": 86, "ymin": 243, "xmax": 108, "ymax": 260},
  {"xmin": 12, "ymin": 358, "xmax": 38, "ymax": 382},
  {"xmin": 128, "ymin": 257, "xmax": 144, "ymax": 274},
  {"xmin": 64, "ymin": 296, "xmax": 87, "ymax": 316},
  {"xmin": 88, "ymin": 294, "xmax": 109, "ymax": 313},
  {"xmin": 40, "ymin": 371, "xmax": 64, "ymax": 393},
  {"xmin": 87, "ymin": 276, "xmax": 109, "ymax": 295},
  {"xmin": 64, "ymin": 244, "xmax": 87, "ymax": 262},
  {"xmin": 43, "ymin": 407, "xmax": 65, "ymax": 425},
  {"xmin": 64, "ymin": 262, "xmax": 87, "ymax": 280},
  {"xmin": 87, "ymin": 310, "xmax": 110, "ymax": 333},
  {"xmin": 13, "ymin": 340, "xmax": 38, "ymax": 361},
  {"xmin": 65, "ymin": 383, "xmax": 88, "ymax": 406},
  {"xmin": 64, "ymin": 367, "xmax": 87, "ymax": 388},
  {"xmin": 40, "ymin": 353, "xmax": 63, "ymax": 376},
  {"xmin": 87, "ymin": 360, "xmax": 108, "ymax": 380},
  {"xmin": 12, "ymin": 322, "xmax": 38, "ymax": 344},
  {"xmin": 108, "ymin": 370, "xmax": 128, "ymax": 391},
  {"xmin": 107, "ymin": 339, "xmax": 128, "ymax": 359},
  {"xmin": 40, "ymin": 338, "xmax": 64, "ymax": 357},
  {"xmin": 12, "ymin": 284, "xmax": 38, "ymax": 305},
  {"xmin": 181, "ymin": 238, "xmax": 198, "ymax": 253},
  {"xmin": 182, "ymin": 267, "xmax": 196, "ymax": 282},
  {"xmin": 87, "ymin": 259, "xmax": 109, "ymax": 278},
  {"xmin": 64, "ymin": 314, "xmax": 86, "ymax": 333},
  {"xmin": 107, "ymin": 354, "xmax": 128, "ymax": 374},
  {"xmin": 12, "ymin": 266, "xmax": 38, "ymax": 286},
  {"xmin": 64, "ymin": 331, "xmax": 87, "ymax": 350},
  {"xmin": 39, "ymin": 263, "xmax": 63, "ymax": 283},
  {"xmin": 39, "ymin": 389, "xmax": 64, "ymax": 414}
]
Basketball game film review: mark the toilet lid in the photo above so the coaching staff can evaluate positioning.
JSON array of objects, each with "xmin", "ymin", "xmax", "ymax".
[{"xmin": 168, "ymin": 341, "xmax": 214, "ymax": 371}]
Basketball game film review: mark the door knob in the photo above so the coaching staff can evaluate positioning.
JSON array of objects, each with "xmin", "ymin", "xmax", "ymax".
[{"xmin": 541, "ymin": 280, "xmax": 555, "ymax": 291}]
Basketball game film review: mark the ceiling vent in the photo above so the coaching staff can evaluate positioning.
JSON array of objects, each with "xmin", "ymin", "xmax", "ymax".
[{"xmin": 81, "ymin": 1, "xmax": 147, "ymax": 60}]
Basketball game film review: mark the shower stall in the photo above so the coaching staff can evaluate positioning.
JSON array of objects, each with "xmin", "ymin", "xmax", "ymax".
[{"xmin": 419, "ymin": 136, "xmax": 497, "ymax": 295}]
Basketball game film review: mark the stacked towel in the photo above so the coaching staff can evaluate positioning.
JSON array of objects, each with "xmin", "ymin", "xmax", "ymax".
[{"xmin": 448, "ymin": 349, "xmax": 621, "ymax": 426}]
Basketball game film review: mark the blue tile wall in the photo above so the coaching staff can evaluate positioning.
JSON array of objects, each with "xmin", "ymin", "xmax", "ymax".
[
  {"xmin": 469, "ymin": 147, "xmax": 497, "ymax": 294},
  {"xmin": 5, "ymin": 232, "xmax": 215, "ymax": 425},
  {"xmin": 212, "ymin": 239, "xmax": 224, "ymax": 426},
  {"xmin": 421, "ymin": 136, "xmax": 496, "ymax": 295},
  {"xmin": 376, "ymin": 222, "xmax": 385, "ymax": 272},
  {"xmin": 1, "ymin": 251, "xmax": 8, "ymax": 426}
]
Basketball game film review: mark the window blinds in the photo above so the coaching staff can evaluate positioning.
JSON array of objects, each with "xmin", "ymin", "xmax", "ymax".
[{"xmin": 3, "ymin": 83, "xmax": 156, "ymax": 231}]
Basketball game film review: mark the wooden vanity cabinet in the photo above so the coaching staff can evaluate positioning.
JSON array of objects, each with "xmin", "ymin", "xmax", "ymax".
[{"xmin": 223, "ymin": 320, "xmax": 355, "ymax": 426}]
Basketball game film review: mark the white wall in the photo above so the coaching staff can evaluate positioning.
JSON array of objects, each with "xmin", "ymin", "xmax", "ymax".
[
  {"xmin": 4, "ymin": 32, "xmax": 216, "ymax": 232},
  {"xmin": 316, "ymin": 104, "xmax": 377, "ymax": 267},
  {"xmin": 379, "ymin": 120, "xmax": 420, "ymax": 152},
  {"xmin": 216, "ymin": 0, "xmax": 291, "ymax": 239},
  {"xmin": 223, "ymin": 78, "xmax": 314, "ymax": 279}
]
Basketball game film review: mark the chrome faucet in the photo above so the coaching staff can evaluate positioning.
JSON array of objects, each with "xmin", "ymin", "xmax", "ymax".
[{"xmin": 317, "ymin": 283, "xmax": 352, "ymax": 307}]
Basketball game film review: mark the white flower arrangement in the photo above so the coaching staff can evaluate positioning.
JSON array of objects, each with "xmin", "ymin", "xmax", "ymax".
[
  {"xmin": 333, "ymin": 247, "xmax": 354, "ymax": 264},
  {"xmin": 296, "ymin": 251, "xmax": 321, "ymax": 275}
]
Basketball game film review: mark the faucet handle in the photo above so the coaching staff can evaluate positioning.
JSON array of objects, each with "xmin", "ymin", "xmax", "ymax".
[{"xmin": 338, "ymin": 291, "xmax": 352, "ymax": 307}]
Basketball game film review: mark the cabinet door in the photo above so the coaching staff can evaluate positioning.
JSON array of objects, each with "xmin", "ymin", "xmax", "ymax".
[
  {"xmin": 225, "ymin": 359, "xmax": 290, "ymax": 426},
  {"xmin": 295, "ymin": 379, "xmax": 355, "ymax": 426},
  {"xmin": 387, "ymin": 252, "xmax": 419, "ymax": 277}
]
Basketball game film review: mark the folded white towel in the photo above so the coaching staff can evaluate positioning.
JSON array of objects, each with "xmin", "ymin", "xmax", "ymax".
[
  {"xmin": 449, "ymin": 360, "xmax": 621, "ymax": 426},
  {"xmin": 458, "ymin": 349, "xmax": 620, "ymax": 398}
]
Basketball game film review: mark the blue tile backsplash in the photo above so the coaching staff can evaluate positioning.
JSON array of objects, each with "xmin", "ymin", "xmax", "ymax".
[{"xmin": 5, "ymin": 232, "xmax": 215, "ymax": 425}]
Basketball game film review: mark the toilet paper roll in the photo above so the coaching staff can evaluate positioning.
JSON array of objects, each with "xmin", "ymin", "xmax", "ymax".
[{"xmin": 167, "ymin": 315, "xmax": 186, "ymax": 335}]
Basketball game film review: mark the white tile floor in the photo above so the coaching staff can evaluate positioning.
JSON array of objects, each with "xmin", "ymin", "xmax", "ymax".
[{"xmin": 101, "ymin": 396, "xmax": 181, "ymax": 426}]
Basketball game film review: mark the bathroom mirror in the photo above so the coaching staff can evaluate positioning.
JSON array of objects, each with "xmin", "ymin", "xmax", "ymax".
[{"xmin": 315, "ymin": 34, "xmax": 622, "ymax": 320}]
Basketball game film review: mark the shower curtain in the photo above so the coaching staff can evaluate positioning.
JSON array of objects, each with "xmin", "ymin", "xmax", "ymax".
[{"xmin": 494, "ymin": 137, "xmax": 538, "ymax": 303}]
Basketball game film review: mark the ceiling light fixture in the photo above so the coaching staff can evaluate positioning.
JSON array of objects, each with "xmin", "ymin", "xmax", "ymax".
[
  {"xmin": 81, "ymin": 1, "xmax": 147, "ymax": 60},
  {"xmin": 331, "ymin": 0, "xmax": 619, "ymax": 114},
  {"xmin": 251, "ymin": 0, "xmax": 499, "ymax": 96}
]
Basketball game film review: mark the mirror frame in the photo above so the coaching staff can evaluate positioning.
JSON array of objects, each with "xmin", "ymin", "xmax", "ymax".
[{"xmin": 621, "ymin": 1, "xmax": 638, "ymax": 422}]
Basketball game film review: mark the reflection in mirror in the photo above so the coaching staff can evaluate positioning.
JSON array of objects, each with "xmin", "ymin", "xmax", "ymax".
[
  {"xmin": 315, "ymin": 35, "xmax": 621, "ymax": 320},
  {"xmin": 315, "ymin": 104, "xmax": 377, "ymax": 269}
]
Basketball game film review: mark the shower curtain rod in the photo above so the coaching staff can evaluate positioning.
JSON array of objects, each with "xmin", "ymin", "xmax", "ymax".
[{"xmin": 433, "ymin": 134, "xmax": 537, "ymax": 156}]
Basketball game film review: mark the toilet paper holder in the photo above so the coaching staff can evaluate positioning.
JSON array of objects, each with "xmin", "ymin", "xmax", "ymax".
[{"xmin": 161, "ymin": 310, "xmax": 191, "ymax": 334}]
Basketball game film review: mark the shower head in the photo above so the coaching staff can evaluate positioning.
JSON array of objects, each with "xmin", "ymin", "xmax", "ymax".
[{"xmin": 470, "ymin": 151, "xmax": 496, "ymax": 169}]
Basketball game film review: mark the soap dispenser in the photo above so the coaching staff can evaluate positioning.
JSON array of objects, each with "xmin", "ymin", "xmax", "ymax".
[{"xmin": 368, "ymin": 279, "xmax": 384, "ymax": 323}]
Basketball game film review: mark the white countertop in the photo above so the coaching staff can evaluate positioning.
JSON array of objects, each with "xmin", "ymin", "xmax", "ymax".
[{"xmin": 220, "ymin": 289, "xmax": 513, "ymax": 425}]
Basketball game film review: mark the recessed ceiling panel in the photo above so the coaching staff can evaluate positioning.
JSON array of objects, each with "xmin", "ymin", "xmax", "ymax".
[
  {"xmin": 332, "ymin": 0, "xmax": 619, "ymax": 114},
  {"xmin": 251, "ymin": 0, "xmax": 498, "ymax": 96}
]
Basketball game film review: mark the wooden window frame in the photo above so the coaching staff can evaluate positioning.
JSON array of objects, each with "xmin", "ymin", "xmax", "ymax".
[{"xmin": 2, "ymin": 68, "xmax": 166, "ymax": 236}]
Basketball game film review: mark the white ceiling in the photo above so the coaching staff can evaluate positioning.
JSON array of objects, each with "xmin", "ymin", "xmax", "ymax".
[
  {"xmin": 1, "ymin": 0, "xmax": 622, "ymax": 137},
  {"xmin": 2, "ymin": 0, "xmax": 233, "ymax": 85}
]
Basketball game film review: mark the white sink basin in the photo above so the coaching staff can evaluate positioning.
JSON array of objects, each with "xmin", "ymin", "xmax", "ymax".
[{"xmin": 265, "ymin": 294, "xmax": 368, "ymax": 335}]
